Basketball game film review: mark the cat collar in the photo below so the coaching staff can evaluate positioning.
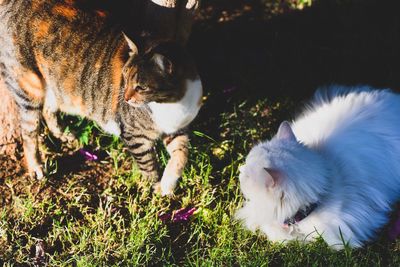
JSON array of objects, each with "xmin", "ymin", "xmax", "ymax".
[{"xmin": 284, "ymin": 202, "xmax": 319, "ymax": 226}]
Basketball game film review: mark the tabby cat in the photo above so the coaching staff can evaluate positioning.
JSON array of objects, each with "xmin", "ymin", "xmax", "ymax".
[{"xmin": 0, "ymin": 0, "xmax": 203, "ymax": 195}]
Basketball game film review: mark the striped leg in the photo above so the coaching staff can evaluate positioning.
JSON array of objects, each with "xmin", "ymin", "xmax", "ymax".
[
  {"xmin": 122, "ymin": 133, "xmax": 159, "ymax": 182},
  {"xmin": 157, "ymin": 132, "xmax": 189, "ymax": 196},
  {"xmin": 2, "ymin": 70, "xmax": 45, "ymax": 179},
  {"xmin": 19, "ymin": 107, "xmax": 43, "ymax": 179}
]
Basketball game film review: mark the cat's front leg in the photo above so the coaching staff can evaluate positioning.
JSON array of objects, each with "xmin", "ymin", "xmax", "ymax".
[
  {"xmin": 296, "ymin": 214, "xmax": 350, "ymax": 248},
  {"xmin": 260, "ymin": 222, "xmax": 296, "ymax": 243},
  {"xmin": 122, "ymin": 133, "xmax": 159, "ymax": 182},
  {"xmin": 156, "ymin": 131, "xmax": 189, "ymax": 196}
]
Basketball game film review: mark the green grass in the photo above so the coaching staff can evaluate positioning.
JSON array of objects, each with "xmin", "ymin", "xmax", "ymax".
[
  {"xmin": 0, "ymin": 0, "xmax": 399, "ymax": 265},
  {"xmin": 0, "ymin": 96, "xmax": 399, "ymax": 266}
]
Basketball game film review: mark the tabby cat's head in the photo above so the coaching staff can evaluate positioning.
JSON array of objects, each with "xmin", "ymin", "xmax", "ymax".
[{"xmin": 122, "ymin": 34, "xmax": 199, "ymax": 107}]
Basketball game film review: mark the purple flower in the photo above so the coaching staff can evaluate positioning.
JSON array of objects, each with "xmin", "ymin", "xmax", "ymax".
[
  {"xmin": 172, "ymin": 207, "xmax": 197, "ymax": 222},
  {"xmin": 159, "ymin": 207, "xmax": 197, "ymax": 223},
  {"xmin": 158, "ymin": 213, "xmax": 171, "ymax": 222},
  {"xmin": 79, "ymin": 149, "xmax": 98, "ymax": 161}
]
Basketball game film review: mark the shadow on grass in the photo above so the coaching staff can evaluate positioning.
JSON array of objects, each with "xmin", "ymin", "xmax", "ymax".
[{"xmin": 48, "ymin": 148, "xmax": 109, "ymax": 176}]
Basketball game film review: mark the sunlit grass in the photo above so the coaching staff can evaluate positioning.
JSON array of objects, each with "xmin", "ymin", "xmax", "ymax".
[{"xmin": 0, "ymin": 95, "xmax": 398, "ymax": 266}]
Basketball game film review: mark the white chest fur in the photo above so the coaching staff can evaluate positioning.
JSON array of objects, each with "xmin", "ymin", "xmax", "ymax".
[{"xmin": 148, "ymin": 78, "xmax": 203, "ymax": 134}]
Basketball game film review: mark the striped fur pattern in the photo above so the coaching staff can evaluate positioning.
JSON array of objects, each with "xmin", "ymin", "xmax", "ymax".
[{"xmin": 0, "ymin": 0, "xmax": 202, "ymax": 195}]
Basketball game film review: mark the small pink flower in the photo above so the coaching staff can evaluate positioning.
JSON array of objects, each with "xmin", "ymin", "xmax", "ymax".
[
  {"xmin": 158, "ymin": 213, "xmax": 171, "ymax": 222},
  {"xmin": 79, "ymin": 149, "xmax": 98, "ymax": 161},
  {"xmin": 159, "ymin": 207, "xmax": 197, "ymax": 223},
  {"xmin": 172, "ymin": 207, "xmax": 197, "ymax": 222}
]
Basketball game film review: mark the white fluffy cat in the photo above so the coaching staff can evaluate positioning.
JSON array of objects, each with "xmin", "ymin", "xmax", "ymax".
[{"xmin": 236, "ymin": 85, "xmax": 400, "ymax": 249}]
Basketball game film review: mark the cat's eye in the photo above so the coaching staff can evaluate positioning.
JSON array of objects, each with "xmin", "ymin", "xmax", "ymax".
[{"xmin": 135, "ymin": 85, "xmax": 149, "ymax": 92}]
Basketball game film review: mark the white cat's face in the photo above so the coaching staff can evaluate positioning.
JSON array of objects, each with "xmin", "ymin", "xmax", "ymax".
[
  {"xmin": 239, "ymin": 121, "xmax": 330, "ymax": 220},
  {"xmin": 239, "ymin": 147, "xmax": 278, "ymax": 200},
  {"xmin": 240, "ymin": 122, "xmax": 302, "ymax": 199}
]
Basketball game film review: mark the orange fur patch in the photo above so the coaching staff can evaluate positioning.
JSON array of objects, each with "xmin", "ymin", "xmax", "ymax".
[
  {"xmin": 110, "ymin": 41, "xmax": 126, "ymax": 113},
  {"xmin": 62, "ymin": 75, "xmax": 75, "ymax": 94},
  {"xmin": 31, "ymin": 1, "xmax": 43, "ymax": 10},
  {"xmin": 52, "ymin": 4, "xmax": 77, "ymax": 19},
  {"xmin": 34, "ymin": 20, "xmax": 51, "ymax": 39},
  {"xmin": 17, "ymin": 70, "xmax": 44, "ymax": 101}
]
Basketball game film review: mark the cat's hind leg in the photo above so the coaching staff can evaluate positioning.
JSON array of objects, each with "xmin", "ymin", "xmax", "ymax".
[
  {"xmin": 5, "ymin": 70, "xmax": 45, "ymax": 179},
  {"xmin": 20, "ymin": 108, "xmax": 43, "ymax": 179},
  {"xmin": 42, "ymin": 90, "xmax": 75, "ymax": 143}
]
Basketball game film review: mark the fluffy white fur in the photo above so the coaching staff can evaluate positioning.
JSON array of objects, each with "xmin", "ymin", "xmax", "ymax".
[
  {"xmin": 236, "ymin": 85, "xmax": 400, "ymax": 249},
  {"xmin": 148, "ymin": 78, "xmax": 202, "ymax": 135}
]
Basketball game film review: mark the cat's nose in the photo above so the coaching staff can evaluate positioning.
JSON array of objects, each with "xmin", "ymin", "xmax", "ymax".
[{"xmin": 124, "ymin": 87, "xmax": 135, "ymax": 101}]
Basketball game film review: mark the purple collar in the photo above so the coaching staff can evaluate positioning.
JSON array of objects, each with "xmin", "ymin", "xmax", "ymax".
[{"xmin": 284, "ymin": 202, "xmax": 319, "ymax": 226}]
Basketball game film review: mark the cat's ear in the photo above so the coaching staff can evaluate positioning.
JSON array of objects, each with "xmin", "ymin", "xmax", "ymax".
[
  {"xmin": 263, "ymin": 167, "xmax": 281, "ymax": 187},
  {"xmin": 276, "ymin": 121, "xmax": 296, "ymax": 142},
  {"xmin": 152, "ymin": 54, "xmax": 173, "ymax": 75},
  {"xmin": 122, "ymin": 32, "xmax": 138, "ymax": 57}
]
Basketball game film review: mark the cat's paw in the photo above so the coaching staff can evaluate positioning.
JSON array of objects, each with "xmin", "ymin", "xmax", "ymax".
[
  {"xmin": 260, "ymin": 223, "xmax": 294, "ymax": 242},
  {"xmin": 28, "ymin": 166, "xmax": 44, "ymax": 180},
  {"xmin": 152, "ymin": 181, "xmax": 174, "ymax": 196},
  {"xmin": 157, "ymin": 174, "xmax": 180, "ymax": 196}
]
